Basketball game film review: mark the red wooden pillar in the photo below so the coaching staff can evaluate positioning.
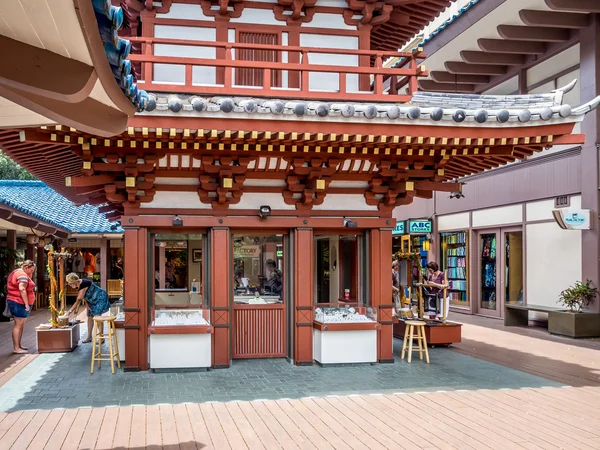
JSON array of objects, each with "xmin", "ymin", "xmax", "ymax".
[
  {"xmin": 6, "ymin": 230, "xmax": 16, "ymax": 267},
  {"xmin": 370, "ymin": 228, "xmax": 394, "ymax": 363},
  {"xmin": 294, "ymin": 228, "xmax": 313, "ymax": 365},
  {"xmin": 211, "ymin": 228, "xmax": 231, "ymax": 368},
  {"xmin": 26, "ymin": 243, "xmax": 35, "ymax": 261},
  {"xmin": 123, "ymin": 227, "xmax": 148, "ymax": 371}
]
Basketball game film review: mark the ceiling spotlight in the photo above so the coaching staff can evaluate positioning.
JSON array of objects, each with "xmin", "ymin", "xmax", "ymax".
[
  {"xmin": 449, "ymin": 192, "xmax": 465, "ymax": 199},
  {"xmin": 258, "ymin": 205, "xmax": 271, "ymax": 219}
]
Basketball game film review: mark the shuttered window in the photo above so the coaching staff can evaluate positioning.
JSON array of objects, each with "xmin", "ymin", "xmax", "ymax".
[{"xmin": 235, "ymin": 31, "xmax": 281, "ymax": 87}]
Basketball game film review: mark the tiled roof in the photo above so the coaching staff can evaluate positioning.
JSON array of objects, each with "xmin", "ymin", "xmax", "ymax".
[
  {"xmin": 142, "ymin": 80, "xmax": 600, "ymax": 124},
  {"xmin": 0, "ymin": 180, "xmax": 121, "ymax": 234},
  {"xmin": 93, "ymin": 0, "xmax": 149, "ymax": 111}
]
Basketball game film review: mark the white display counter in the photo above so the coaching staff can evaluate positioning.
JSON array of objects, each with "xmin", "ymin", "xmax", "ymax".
[
  {"xmin": 313, "ymin": 327, "xmax": 377, "ymax": 364},
  {"xmin": 149, "ymin": 333, "xmax": 212, "ymax": 369},
  {"xmin": 115, "ymin": 327, "xmax": 125, "ymax": 361}
]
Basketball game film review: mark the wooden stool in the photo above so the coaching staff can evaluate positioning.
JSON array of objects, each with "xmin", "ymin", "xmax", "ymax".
[
  {"xmin": 401, "ymin": 320, "xmax": 430, "ymax": 363},
  {"xmin": 90, "ymin": 316, "xmax": 121, "ymax": 374}
]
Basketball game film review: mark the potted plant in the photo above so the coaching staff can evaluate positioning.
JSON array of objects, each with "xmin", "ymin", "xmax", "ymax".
[{"xmin": 549, "ymin": 280, "xmax": 600, "ymax": 338}]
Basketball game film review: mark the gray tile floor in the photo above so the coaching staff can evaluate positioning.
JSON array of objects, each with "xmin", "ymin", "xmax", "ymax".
[{"xmin": 0, "ymin": 339, "xmax": 562, "ymax": 412}]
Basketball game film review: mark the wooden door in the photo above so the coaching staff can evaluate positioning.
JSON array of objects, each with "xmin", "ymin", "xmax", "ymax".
[{"xmin": 236, "ymin": 31, "xmax": 281, "ymax": 87}]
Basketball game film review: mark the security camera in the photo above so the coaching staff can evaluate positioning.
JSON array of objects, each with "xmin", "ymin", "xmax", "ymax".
[
  {"xmin": 258, "ymin": 205, "xmax": 271, "ymax": 219},
  {"xmin": 172, "ymin": 215, "xmax": 183, "ymax": 226},
  {"xmin": 343, "ymin": 218, "xmax": 358, "ymax": 228},
  {"xmin": 449, "ymin": 192, "xmax": 465, "ymax": 199}
]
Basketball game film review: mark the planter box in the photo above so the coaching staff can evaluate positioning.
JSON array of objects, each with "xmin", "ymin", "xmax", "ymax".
[
  {"xmin": 149, "ymin": 333, "xmax": 212, "ymax": 369},
  {"xmin": 313, "ymin": 325, "xmax": 377, "ymax": 364},
  {"xmin": 548, "ymin": 311, "xmax": 600, "ymax": 338},
  {"xmin": 393, "ymin": 320, "xmax": 462, "ymax": 346},
  {"xmin": 37, "ymin": 324, "xmax": 80, "ymax": 353}
]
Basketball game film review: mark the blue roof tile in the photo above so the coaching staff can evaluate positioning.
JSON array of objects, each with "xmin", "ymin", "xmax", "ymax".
[{"xmin": 0, "ymin": 180, "xmax": 121, "ymax": 234}]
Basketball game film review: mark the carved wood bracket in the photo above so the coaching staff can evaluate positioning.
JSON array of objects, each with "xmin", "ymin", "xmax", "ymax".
[
  {"xmin": 364, "ymin": 160, "xmax": 413, "ymax": 211},
  {"xmin": 196, "ymin": 156, "xmax": 251, "ymax": 208},
  {"xmin": 343, "ymin": 0, "xmax": 393, "ymax": 28},
  {"xmin": 283, "ymin": 157, "xmax": 340, "ymax": 210},
  {"xmin": 274, "ymin": 0, "xmax": 317, "ymax": 25},
  {"xmin": 200, "ymin": 0, "xmax": 244, "ymax": 21}
]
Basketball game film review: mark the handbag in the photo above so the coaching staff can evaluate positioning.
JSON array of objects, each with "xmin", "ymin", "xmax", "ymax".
[{"xmin": 2, "ymin": 298, "xmax": 12, "ymax": 319}]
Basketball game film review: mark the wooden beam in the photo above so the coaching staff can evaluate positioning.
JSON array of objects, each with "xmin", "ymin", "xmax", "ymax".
[
  {"xmin": 478, "ymin": 38, "xmax": 546, "ymax": 54},
  {"xmin": 418, "ymin": 80, "xmax": 476, "ymax": 92},
  {"xmin": 546, "ymin": 0, "xmax": 600, "ymax": 13},
  {"xmin": 65, "ymin": 174, "xmax": 115, "ymax": 187},
  {"xmin": 460, "ymin": 51, "xmax": 526, "ymax": 66},
  {"xmin": 497, "ymin": 25, "xmax": 571, "ymax": 42},
  {"xmin": 445, "ymin": 62, "xmax": 507, "ymax": 76},
  {"xmin": 429, "ymin": 71, "xmax": 490, "ymax": 84},
  {"xmin": 519, "ymin": 9, "xmax": 591, "ymax": 29}
]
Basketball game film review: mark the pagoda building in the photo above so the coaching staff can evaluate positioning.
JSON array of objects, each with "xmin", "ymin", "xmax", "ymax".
[{"xmin": 0, "ymin": 0, "xmax": 598, "ymax": 371}]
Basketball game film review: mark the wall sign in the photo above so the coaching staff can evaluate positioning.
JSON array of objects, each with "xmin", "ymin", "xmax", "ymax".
[
  {"xmin": 553, "ymin": 209, "xmax": 591, "ymax": 230},
  {"xmin": 392, "ymin": 221, "xmax": 405, "ymax": 235},
  {"xmin": 554, "ymin": 195, "xmax": 570, "ymax": 208},
  {"xmin": 234, "ymin": 245, "xmax": 261, "ymax": 257},
  {"xmin": 408, "ymin": 219, "xmax": 432, "ymax": 234},
  {"xmin": 276, "ymin": 250, "xmax": 283, "ymax": 257}
]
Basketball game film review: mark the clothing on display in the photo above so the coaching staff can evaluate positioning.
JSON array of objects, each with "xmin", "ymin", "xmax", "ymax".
[
  {"xmin": 84, "ymin": 251, "xmax": 96, "ymax": 273},
  {"xmin": 72, "ymin": 251, "xmax": 85, "ymax": 273}
]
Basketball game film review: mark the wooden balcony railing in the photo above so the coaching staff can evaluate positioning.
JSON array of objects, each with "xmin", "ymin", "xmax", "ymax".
[{"xmin": 128, "ymin": 37, "xmax": 427, "ymax": 103}]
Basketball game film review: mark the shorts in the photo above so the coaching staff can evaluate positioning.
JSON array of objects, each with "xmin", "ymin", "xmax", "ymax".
[{"xmin": 7, "ymin": 300, "xmax": 31, "ymax": 319}]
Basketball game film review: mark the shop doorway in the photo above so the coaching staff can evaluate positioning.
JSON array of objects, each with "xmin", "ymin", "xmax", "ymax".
[
  {"xmin": 475, "ymin": 228, "xmax": 524, "ymax": 318},
  {"xmin": 314, "ymin": 235, "xmax": 360, "ymax": 304},
  {"xmin": 231, "ymin": 234, "xmax": 286, "ymax": 359}
]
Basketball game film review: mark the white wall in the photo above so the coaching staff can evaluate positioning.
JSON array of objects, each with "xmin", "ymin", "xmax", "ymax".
[
  {"xmin": 526, "ymin": 222, "xmax": 582, "ymax": 313},
  {"xmin": 472, "ymin": 205, "xmax": 522, "ymax": 228},
  {"xmin": 299, "ymin": 34, "xmax": 359, "ymax": 92},
  {"xmin": 141, "ymin": 191, "xmax": 212, "ymax": 209},
  {"xmin": 438, "ymin": 212, "xmax": 470, "ymax": 231},
  {"xmin": 153, "ymin": 26, "xmax": 216, "ymax": 85}
]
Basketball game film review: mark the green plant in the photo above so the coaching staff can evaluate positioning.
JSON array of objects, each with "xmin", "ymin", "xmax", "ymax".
[{"xmin": 558, "ymin": 280, "xmax": 599, "ymax": 312}]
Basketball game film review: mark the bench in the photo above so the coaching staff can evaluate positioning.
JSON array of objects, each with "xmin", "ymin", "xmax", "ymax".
[{"xmin": 504, "ymin": 304, "xmax": 567, "ymax": 327}]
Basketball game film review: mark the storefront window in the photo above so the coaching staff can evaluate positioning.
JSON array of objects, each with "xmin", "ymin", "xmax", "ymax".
[
  {"xmin": 153, "ymin": 234, "xmax": 204, "ymax": 306},
  {"xmin": 233, "ymin": 234, "xmax": 283, "ymax": 303},
  {"xmin": 314, "ymin": 235, "xmax": 361, "ymax": 305},
  {"xmin": 440, "ymin": 231, "xmax": 469, "ymax": 308},
  {"xmin": 480, "ymin": 233, "xmax": 497, "ymax": 310}
]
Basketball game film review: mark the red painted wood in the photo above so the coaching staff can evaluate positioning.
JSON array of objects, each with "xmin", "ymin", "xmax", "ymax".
[
  {"xmin": 211, "ymin": 228, "xmax": 231, "ymax": 367},
  {"xmin": 232, "ymin": 304, "xmax": 285, "ymax": 358},
  {"xmin": 294, "ymin": 229, "xmax": 313, "ymax": 364}
]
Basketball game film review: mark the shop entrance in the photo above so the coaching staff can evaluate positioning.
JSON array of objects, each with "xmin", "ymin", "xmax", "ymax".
[
  {"xmin": 476, "ymin": 227, "xmax": 524, "ymax": 318},
  {"xmin": 232, "ymin": 234, "xmax": 286, "ymax": 359}
]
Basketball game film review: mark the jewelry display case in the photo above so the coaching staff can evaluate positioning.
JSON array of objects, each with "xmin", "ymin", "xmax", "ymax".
[
  {"xmin": 313, "ymin": 306, "xmax": 379, "ymax": 364},
  {"xmin": 148, "ymin": 308, "xmax": 213, "ymax": 369}
]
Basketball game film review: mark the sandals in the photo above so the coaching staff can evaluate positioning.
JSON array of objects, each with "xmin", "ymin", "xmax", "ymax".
[{"xmin": 82, "ymin": 337, "xmax": 92, "ymax": 343}]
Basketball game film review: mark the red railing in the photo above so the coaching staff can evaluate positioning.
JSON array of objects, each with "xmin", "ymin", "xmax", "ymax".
[{"xmin": 128, "ymin": 37, "xmax": 427, "ymax": 103}]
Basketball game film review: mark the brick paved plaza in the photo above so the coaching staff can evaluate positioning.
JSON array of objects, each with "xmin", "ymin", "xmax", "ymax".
[{"xmin": 1, "ymin": 311, "xmax": 600, "ymax": 448}]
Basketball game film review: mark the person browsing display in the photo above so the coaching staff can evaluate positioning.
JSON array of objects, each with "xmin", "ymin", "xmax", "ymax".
[
  {"xmin": 6, "ymin": 260, "xmax": 36, "ymax": 354},
  {"xmin": 65, "ymin": 273, "xmax": 110, "ymax": 343}
]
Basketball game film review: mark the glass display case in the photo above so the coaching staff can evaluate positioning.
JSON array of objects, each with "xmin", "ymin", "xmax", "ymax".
[
  {"xmin": 314, "ymin": 306, "xmax": 377, "ymax": 324},
  {"xmin": 312, "ymin": 305, "xmax": 378, "ymax": 364},
  {"xmin": 151, "ymin": 308, "xmax": 210, "ymax": 327}
]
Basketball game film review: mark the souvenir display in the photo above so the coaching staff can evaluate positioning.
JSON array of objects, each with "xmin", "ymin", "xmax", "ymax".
[
  {"xmin": 314, "ymin": 306, "xmax": 377, "ymax": 323},
  {"xmin": 152, "ymin": 309, "xmax": 210, "ymax": 326}
]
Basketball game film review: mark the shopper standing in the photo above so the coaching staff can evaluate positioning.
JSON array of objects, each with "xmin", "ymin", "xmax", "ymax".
[{"xmin": 6, "ymin": 260, "xmax": 36, "ymax": 354}]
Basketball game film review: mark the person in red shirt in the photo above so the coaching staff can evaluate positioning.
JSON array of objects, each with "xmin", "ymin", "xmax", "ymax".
[{"xmin": 6, "ymin": 260, "xmax": 36, "ymax": 354}]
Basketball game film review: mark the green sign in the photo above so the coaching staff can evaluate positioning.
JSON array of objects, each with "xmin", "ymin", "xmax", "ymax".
[
  {"xmin": 392, "ymin": 221, "xmax": 405, "ymax": 235},
  {"xmin": 276, "ymin": 250, "xmax": 283, "ymax": 257},
  {"xmin": 408, "ymin": 220, "xmax": 432, "ymax": 234}
]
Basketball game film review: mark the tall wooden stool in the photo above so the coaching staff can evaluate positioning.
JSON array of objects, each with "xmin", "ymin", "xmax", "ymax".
[
  {"xmin": 90, "ymin": 316, "xmax": 121, "ymax": 374},
  {"xmin": 401, "ymin": 320, "xmax": 430, "ymax": 363}
]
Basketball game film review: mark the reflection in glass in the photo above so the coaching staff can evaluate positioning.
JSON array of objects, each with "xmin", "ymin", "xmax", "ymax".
[
  {"xmin": 505, "ymin": 231, "xmax": 524, "ymax": 305},
  {"xmin": 314, "ymin": 235, "xmax": 359, "ymax": 305},
  {"xmin": 153, "ymin": 234, "xmax": 203, "ymax": 307},
  {"xmin": 480, "ymin": 233, "xmax": 497, "ymax": 310},
  {"xmin": 233, "ymin": 235, "xmax": 283, "ymax": 303}
]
